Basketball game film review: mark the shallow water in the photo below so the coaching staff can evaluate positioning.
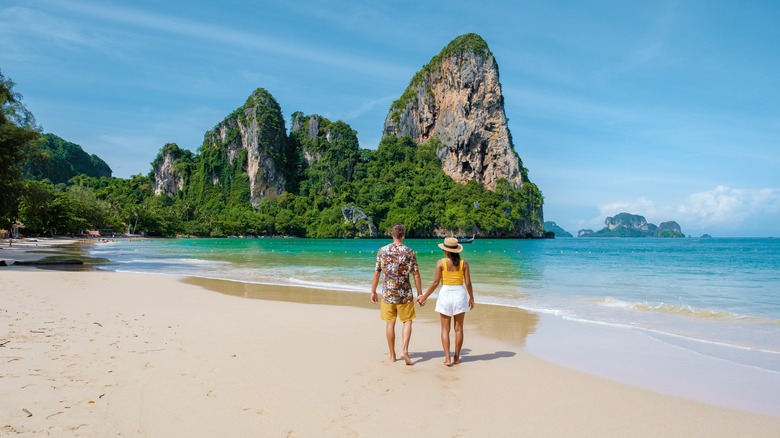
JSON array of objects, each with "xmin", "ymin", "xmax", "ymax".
[{"xmin": 91, "ymin": 237, "xmax": 780, "ymax": 374}]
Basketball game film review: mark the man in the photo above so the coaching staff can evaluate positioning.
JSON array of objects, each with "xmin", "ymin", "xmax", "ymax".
[{"xmin": 371, "ymin": 223, "xmax": 423, "ymax": 365}]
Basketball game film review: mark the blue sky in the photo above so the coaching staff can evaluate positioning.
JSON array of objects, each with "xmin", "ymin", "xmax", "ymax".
[{"xmin": 2, "ymin": 0, "xmax": 779, "ymax": 237}]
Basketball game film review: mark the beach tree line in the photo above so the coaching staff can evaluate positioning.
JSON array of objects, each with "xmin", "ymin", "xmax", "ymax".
[
  {"xmin": 15, "ymin": 135, "xmax": 542, "ymax": 238},
  {"xmin": 1, "ymin": 70, "xmax": 40, "ymax": 232}
]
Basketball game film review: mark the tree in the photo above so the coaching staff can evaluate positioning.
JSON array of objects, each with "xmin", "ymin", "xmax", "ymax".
[
  {"xmin": 0, "ymin": 70, "xmax": 41, "ymax": 227},
  {"xmin": 18, "ymin": 179, "xmax": 57, "ymax": 235}
]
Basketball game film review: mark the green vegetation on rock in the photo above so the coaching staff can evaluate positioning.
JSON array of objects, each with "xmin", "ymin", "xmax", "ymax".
[{"xmin": 25, "ymin": 133, "xmax": 112, "ymax": 184}]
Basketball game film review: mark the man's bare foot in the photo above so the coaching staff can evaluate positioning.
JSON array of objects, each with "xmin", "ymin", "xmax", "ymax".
[
  {"xmin": 388, "ymin": 355, "xmax": 397, "ymax": 363},
  {"xmin": 442, "ymin": 360, "xmax": 452, "ymax": 367},
  {"xmin": 401, "ymin": 354, "xmax": 413, "ymax": 366}
]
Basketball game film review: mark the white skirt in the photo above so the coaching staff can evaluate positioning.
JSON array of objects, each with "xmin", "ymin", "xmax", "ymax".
[{"xmin": 435, "ymin": 284, "xmax": 470, "ymax": 316}]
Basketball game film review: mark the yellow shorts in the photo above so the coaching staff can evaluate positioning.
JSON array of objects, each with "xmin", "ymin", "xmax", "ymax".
[{"xmin": 380, "ymin": 300, "xmax": 416, "ymax": 322}]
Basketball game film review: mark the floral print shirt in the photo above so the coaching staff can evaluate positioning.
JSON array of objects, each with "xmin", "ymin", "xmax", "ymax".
[{"xmin": 375, "ymin": 243, "xmax": 419, "ymax": 304}]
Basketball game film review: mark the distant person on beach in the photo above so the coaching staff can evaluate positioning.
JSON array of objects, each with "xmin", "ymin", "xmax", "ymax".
[
  {"xmin": 370, "ymin": 223, "xmax": 423, "ymax": 365},
  {"xmin": 417, "ymin": 237, "xmax": 475, "ymax": 366}
]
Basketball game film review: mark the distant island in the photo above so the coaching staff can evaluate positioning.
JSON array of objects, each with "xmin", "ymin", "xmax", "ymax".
[
  {"xmin": 578, "ymin": 213, "xmax": 684, "ymax": 238},
  {"xmin": 544, "ymin": 221, "xmax": 573, "ymax": 237}
]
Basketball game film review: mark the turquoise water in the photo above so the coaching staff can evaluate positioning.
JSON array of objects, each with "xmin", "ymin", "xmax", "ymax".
[{"xmin": 91, "ymin": 237, "xmax": 780, "ymax": 373}]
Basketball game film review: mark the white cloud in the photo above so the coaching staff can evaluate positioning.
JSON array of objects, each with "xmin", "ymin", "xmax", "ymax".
[{"xmin": 677, "ymin": 185, "xmax": 780, "ymax": 227}]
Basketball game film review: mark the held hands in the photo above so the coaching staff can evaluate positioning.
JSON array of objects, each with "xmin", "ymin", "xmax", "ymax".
[{"xmin": 416, "ymin": 295, "xmax": 427, "ymax": 306}]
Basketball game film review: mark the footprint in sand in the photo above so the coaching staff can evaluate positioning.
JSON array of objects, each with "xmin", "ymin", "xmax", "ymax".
[{"xmin": 436, "ymin": 374, "xmax": 460, "ymax": 383}]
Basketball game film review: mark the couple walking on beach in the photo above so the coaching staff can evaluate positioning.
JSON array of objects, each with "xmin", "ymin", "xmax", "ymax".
[{"xmin": 370, "ymin": 223, "xmax": 475, "ymax": 366}]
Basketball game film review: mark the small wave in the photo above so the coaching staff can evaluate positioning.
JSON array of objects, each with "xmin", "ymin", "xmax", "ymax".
[
  {"xmin": 475, "ymin": 296, "xmax": 573, "ymax": 317},
  {"xmin": 115, "ymin": 257, "xmax": 231, "ymax": 266},
  {"xmin": 592, "ymin": 297, "xmax": 780, "ymax": 325},
  {"xmin": 286, "ymin": 278, "xmax": 366, "ymax": 293}
]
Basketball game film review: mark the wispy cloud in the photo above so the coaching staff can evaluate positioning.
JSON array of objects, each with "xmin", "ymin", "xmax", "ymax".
[
  {"xmin": 0, "ymin": 6, "xmax": 88, "ymax": 45},
  {"xmin": 342, "ymin": 95, "xmax": 396, "ymax": 120},
  {"xmin": 0, "ymin": 6, "xmax": 110, "ymax": 58},
  {"xmin": 95, "ymin": 134, "xmax": 162, "ymax": 176},
  {"xmin": 41, "ymin": 0, "xmax": 408, "ymax": 79}
]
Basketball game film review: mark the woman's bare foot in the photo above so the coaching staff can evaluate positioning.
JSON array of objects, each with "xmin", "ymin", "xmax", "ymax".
[
  {"xmin": 453, "ymin": 356, "xmax": 461, "ymax": 365},
  {"xmin": 442, "ymin": 360, "xmax": 452, "ymax": 367},
  {"xmin": 401, "ymin": 354, "xmax": 413, "ymax": 366}
]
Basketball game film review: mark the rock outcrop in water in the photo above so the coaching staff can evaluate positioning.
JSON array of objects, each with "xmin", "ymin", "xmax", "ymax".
[
  {"xmin": 579, "ymin": 213, "xmax": 685, "ymax": 237},
  {"xmin": 382, "ymin": 33, "xmax": 526, "ymax": 191}
]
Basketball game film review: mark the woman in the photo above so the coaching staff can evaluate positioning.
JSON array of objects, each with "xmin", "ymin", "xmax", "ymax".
[{"xmin": 417, "ymin": 237, "xmax": 475, "ymax": 366}]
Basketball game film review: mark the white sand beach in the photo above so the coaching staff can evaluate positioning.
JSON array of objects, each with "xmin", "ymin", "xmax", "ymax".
[{"xmin": 2, "ymin": 241, "xmax": 780, "ymax": 437}]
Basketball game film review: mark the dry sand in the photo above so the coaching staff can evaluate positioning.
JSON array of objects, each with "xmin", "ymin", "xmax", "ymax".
[{"xmin": 2, "ymin": 241, "xmax": 780, "ymax": 436}]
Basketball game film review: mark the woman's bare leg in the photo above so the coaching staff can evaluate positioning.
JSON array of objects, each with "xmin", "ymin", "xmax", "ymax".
[
  {"xmin": 453, "ymin": 313, "xmax": 465, "ymax": 364},
  {"xmin": 440, "ymin": 314, "xmax": 452, "ymax": 366}
]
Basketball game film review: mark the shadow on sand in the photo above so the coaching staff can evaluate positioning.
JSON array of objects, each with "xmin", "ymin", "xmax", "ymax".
[{"xmin": 409, "ymin": 348, "xmax": 515, "ymax": 365}]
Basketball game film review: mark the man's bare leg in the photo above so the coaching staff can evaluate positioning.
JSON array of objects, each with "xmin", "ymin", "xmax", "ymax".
[
  {"xmin": 453, "ymin": 313, "xmax": 465, "ymax": 364},
  {"xmin": 385, "ymin": 320, "xmax": 397, "ymax": 362},
  {"xmin": 400, "ymin": 320, "xmax": 413, "ymax": 365}
]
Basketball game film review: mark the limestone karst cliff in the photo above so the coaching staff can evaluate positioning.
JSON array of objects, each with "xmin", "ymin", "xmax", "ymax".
[
  {"xmin": 142, "ymin": 41, "xmax": 544, "ymax": 238},
  {"xmin": 151, "ymin": 143, "xmax": 193, "ymax": 196},
  {"xmin": 289, "ymin": 112, "xmax": 361, "ymax": 196},
  {"xmin": 200, "ymin": 88, "xmax": 291, "ymax": 208},
  {"xmin": 382, "ymin": 33, "xmax": 527, "ymax": 191}
]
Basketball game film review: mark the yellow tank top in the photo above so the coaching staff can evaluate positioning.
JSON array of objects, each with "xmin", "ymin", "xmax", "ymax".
[{"xmin": 441, "ymin": 258, "xmax": 464, "ymax": 285}]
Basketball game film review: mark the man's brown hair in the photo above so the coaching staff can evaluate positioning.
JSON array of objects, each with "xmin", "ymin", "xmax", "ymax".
[{"xmin": 390, "ymin": 223, "xmax": 405, "ymax": 239}]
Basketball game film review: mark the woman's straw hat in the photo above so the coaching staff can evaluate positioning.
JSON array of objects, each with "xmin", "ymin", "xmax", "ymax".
[{"xmin": 437, "ymin": 237, "xmax": 464, "ymax": 253}]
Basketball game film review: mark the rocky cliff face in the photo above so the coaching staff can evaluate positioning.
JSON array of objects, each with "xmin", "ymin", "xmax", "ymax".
[
  {"xmin": 289, "ymin": 112, "xmax": 361, "ymax": 194},
  {"xmin": 291, "ymin": 113, "xmax": 328, "ymax": 168},
  {"xmin": 152, "ymin": 149, "xmax": 183, "ymax": 196},
  {"xmin": 382, "ymin": 33, "xmax": 525, "ymax": 190},
  {"xmin": 202, "ymin": 89, "xmax": 289, "ymax": 207},
  {"xmin": 151, "ymin": 143, "xmax": 190, "ymax": 196}
]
